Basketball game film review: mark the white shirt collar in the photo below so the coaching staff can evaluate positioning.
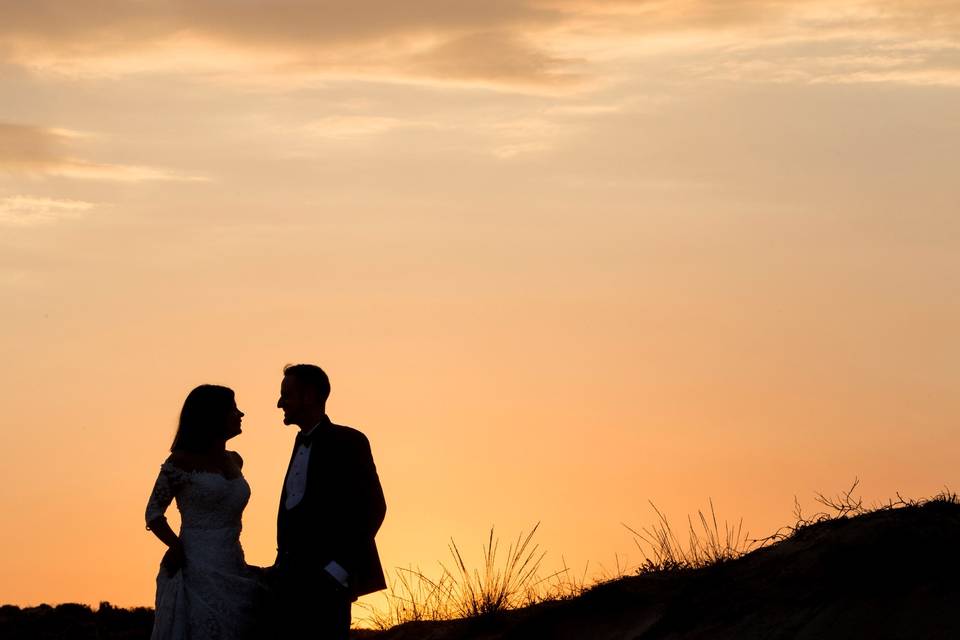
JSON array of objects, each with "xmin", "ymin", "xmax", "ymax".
[{"xmin": 297, "ymin": 417, "xmax": 327, "ymax": 441}]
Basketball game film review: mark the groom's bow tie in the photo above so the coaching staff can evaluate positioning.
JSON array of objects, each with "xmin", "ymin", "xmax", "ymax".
[
  {"xmin": 294, "ymin": 431, "xmax": 313, "ymax": 447},
  {"xmin": 295, "ymin": 416, "xmax": 330, "ymax": 447},
  {"xmin": 295, "ymin": 428, "xmax": 320, "ymax": 448}
]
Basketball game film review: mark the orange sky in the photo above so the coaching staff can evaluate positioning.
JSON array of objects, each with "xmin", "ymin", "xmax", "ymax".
[{"xmin": 1, "ymin": 0, "xmax": 958, "ymax": 620}]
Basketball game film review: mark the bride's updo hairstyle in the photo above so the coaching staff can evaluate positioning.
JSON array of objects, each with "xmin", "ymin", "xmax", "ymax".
[{"xmin": 171, "ymin": 384, "xmax": 236, "ymax": 452}]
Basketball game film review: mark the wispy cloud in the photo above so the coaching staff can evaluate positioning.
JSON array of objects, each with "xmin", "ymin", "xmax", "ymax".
[
  {"xmin": 0, "ymin": 0, "xmax": 570, "ymax": 88},
  {"xmin": 0, "ymin": 195, "xmax": 94, "ymax": 227},
  {"xmin": 1, "ymin": 1, "xmax": 958, "ymax": 89},
  {"xmin": 407, "ymin": 30, "xmax": 583, "ymax": 87},
  {"xmin": 302, "ymin": 115, "xmax": 418, "ymax": 139},
  {"xmin": 42, "ymin": 162, "xmax": 208, "ymax": 182},
  {"xmin": 0, "ymin": 122, "xmax": 64, "ymax": 169},
  {"xmin": 692, "ymin": 38, "xmax": 960, "ymax": 86},
  {"xmin": 0, "ymin": 123, "xmax": 207, "ymax": 182}
]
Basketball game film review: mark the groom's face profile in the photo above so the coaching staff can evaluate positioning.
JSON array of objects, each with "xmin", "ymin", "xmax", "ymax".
[{"xmin": 277, "ymin": 375, "xmax": 307, "ymax": 427}]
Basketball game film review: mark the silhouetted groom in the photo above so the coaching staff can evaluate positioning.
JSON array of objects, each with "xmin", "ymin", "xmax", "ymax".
[{"xmin": 271, "ymin": 364, "xmax": 387, "ymax": 638}]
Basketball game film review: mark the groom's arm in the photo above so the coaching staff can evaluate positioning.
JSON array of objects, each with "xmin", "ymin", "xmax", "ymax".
[
  {"xmin": 320, "ymin": 430, "xmax": 385, "ymax": 579},
  {"xmin": 347, "ymin": 431, "xmax": 386, "ymax": 538}
]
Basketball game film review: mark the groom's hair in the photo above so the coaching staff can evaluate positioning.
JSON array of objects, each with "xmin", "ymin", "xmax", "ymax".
[{"xmin": 283, "ymin": 363, "xmax": 331, "ymax": 404}]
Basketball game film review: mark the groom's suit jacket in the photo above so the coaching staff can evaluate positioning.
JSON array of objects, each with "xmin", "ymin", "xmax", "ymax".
[{"xmin": 276, "ymin": 416, "xmax": 387, "ymax": 600}]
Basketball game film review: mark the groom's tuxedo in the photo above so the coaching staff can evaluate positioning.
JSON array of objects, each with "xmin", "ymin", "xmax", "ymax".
[{"xmin": 275, "ymin": 415, "xmax": 387, "ymax": 602}]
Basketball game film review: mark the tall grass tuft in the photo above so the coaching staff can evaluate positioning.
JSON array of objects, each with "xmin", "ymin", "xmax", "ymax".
[
  {"xmin": 360, "ymin": 523, "xmax": 560, "ymax": 629},
  {"xmin": 443, "ymin": 523, "xmax": 547, "ymax": 617},
  {"xmin": 361, "ymin": 566, "xmax": 457, "ymax": 629},
  {"xmin": 624, "ymin": 499, "xmax": 754, "ymax": 573}
]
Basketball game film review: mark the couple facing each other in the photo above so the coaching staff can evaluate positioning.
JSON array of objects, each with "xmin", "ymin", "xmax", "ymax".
[{"xmin": 145, "ymin": 364, "xmax": 387, "ymax": 639}]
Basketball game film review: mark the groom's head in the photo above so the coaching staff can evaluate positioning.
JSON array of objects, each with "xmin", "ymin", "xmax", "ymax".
[{"xmin": 278, "ymin": 363, "xmax": 331, "ymax": 428}]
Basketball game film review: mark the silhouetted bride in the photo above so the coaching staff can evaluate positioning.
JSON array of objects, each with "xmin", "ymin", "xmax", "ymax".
[{"xmin": 145, "ymin": 385, "xmax": 263, "ymax": 639}]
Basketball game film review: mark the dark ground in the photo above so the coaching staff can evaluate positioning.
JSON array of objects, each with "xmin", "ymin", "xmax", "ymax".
[
  {"xmin": 356, "ymin": 500, "xmax": 960, "ymax": 640},
  {"xmin": 4, "ymin": 500, "xmax": 959, "ymax": 639}
]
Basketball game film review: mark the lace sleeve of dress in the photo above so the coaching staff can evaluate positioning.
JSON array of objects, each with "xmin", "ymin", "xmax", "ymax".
[{"xmin": 145, "ymin": 463, "xmax": 187, "ymax": 529}]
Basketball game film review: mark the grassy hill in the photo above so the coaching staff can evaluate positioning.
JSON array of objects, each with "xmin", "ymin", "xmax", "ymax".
[
  {"xmin": 357, "ymin": 498, "xmax": 960, "ymax": 640},
  {"xmin": 3, "ymin": 496, "xmax": 958, "ymax": 639}
]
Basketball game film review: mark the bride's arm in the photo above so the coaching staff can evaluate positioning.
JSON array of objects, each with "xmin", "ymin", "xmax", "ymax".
[
  {"xmin": 145, "ymin": 459, "xmax": 187, "ymax": 571},
  {"xmin": 148, "ymin": 516, "xmax": 186, "ymax": 571}
]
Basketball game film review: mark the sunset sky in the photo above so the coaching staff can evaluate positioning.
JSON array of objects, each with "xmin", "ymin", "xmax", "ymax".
[{"xmin": 1, "ymin": 0, "xmax": 958, "ymax": 618}]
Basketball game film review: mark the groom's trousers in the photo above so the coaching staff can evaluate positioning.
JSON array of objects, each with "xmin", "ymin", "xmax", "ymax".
[
  {"xmin": 274, "ymin": 593, "xmax": 350, "ymax": 639},
  {"xmin": 267, "ymin": 562, "xmax": 352, "ymax": 639}
]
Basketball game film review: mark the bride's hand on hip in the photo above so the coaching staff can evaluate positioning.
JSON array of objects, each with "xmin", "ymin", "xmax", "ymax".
[{"xmin": 161, "ymin": 541, "xmax": 186, "ymax": 573}]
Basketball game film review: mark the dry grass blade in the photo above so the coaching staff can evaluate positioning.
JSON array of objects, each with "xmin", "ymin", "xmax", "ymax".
[
  {"xmin": 357, "ymin": 565, "xmax": 458, "ymax": 629},
  {"xmin": 361, "ymin": 523, "xmax": 554, "ymax": 627},
  {"xmin": 444, "ymin": 523, "xmax": 547, "ymax": 617},
  {"xmin": 625, "ymin": 499, "xmax": 754, "ymax": 573}
]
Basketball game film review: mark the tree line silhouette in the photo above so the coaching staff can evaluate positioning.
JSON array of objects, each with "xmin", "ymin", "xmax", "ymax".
[{"xmin": 0, "ymin": 602, "xmax": 153, "ymax": 639}]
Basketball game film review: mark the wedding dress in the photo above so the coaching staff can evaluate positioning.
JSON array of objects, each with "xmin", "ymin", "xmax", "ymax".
[{"xmin": 146, "ymin": 462, "xmax": 263, "ymax": 640}]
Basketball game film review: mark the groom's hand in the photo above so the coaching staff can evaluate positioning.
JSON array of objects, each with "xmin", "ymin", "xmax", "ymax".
[{"xmin": 261, "ymin": 564, "xmax": 281, "ymax": 590}]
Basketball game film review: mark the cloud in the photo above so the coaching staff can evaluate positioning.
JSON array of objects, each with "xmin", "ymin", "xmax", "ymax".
[
  {"xmin": 0, "ymin": 123, "xmax": 68, "ymax": 169},
  {"xmin": 0, "ymin": 0, "xmax": 569, "ymax": 87},
  {"xmin": 0, "ymin": 122, "xmax": 207, "ymax": 182},
  {"xmin": 410, "ymin": 31, "xmax": 582, "ymax": 86},
  {"xmin": 560, "ymin": 1, "xmax": 960, "ymax": 88},
  {"xmin": 0, "ymin": 195, "xmax": 94, "ymax": 227},
  {"xmin": 691, "ymin": 37, "xmax": 960, "ymax": 87},
  {"xmin": 0, "ymin": 1, "xmax": 958, "ymax": 88},
  {"xmin": 545, "ymin": 0, "xmax": 960, "ymax": 35},
  {"xmin": 302, "ymin": 115, "xmax": 417, "ymax": 139},
  {"xmin": 0, "ymin": 0, "xmax": 555, "ymax": 50}
]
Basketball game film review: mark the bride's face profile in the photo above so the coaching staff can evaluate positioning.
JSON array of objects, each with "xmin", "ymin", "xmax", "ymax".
[{"xmin": 224, "ymin": 401, "xmax": 244, "ymax": 440}]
